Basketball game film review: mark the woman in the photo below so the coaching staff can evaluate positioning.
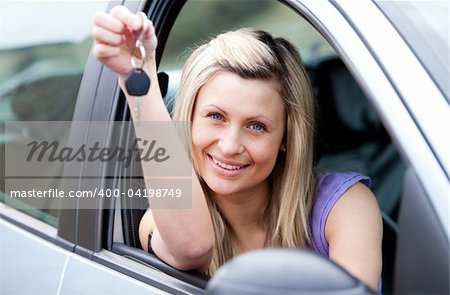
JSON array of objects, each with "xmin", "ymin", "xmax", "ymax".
[{"xmin": 93, "ymin": 6, "xmax": 382, "ymax": 291}]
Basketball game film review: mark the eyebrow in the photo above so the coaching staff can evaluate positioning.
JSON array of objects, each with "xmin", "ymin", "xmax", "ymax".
[
  {"xmin": 203, "ymin": 104, "xmax": 274, "ymax": 124},
  {"xmin": 203, "ymin": 104, "xmax": 228, "ymax": 116}
]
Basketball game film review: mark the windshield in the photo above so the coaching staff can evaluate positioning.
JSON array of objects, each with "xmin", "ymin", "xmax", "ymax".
[{"xmin": 376, "ymin": 0, "xmax": 449, "ymax": 102}]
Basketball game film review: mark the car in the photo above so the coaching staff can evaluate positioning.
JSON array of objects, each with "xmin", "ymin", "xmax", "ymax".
[{"xmin": 1, "ymin": 0, "xmax": 448, "ymax": 294}]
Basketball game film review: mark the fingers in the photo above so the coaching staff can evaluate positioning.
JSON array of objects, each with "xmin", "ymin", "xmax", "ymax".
[
  {"xmin": 110, "ymin": 5, "xmax": 141, "ymax": 31},
  {"xmin": 92, "ymin": 5, "xmax": 158, "ymax": 67},
  {"xmin": 92, "ymin": 26, "xmax": 124, "ymax": 46},
  {"xmin": 94, "ymin": 6, "xmax": 142, "ymax": 37},
  {"xmin": 92, "ymin": 11, "xmax": 125, "ymax": 60},
  {"xmin": 142, "ymin": 17, "xmax": 155, "ymax": 41},
  {"xmin": 92, "ymin": 43, "xmax": 121, "ymax": 59},
  {"xmin": 93, "ymin": 7, "xmax": 154, "ymax": 44},
  {"xmin": 108, "ymin": 6, "xmax": 158, "ymax": 58},
  {"xmin": 93, "ymin": 11, "xmax": 124, "ymax": 34}
]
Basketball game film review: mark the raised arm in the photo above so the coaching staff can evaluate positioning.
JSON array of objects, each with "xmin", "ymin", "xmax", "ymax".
[{"xmin": 92, "ymin": 5, "xmax": 214, "ymax": 270}]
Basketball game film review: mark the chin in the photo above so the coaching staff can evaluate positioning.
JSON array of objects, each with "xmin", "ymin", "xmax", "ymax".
[{"xmin": 203, "ymin": 178, "xmax": 241, "ymax": 196}]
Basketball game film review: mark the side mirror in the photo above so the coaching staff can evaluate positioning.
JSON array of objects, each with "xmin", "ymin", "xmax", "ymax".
[{"xmin": 205, "ymin": 248, "xmax": 374, "ymax": 294}]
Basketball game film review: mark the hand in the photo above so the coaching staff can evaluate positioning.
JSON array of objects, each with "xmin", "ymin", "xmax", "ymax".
[{"xmin": 92, "ymin": 6, "xmax": 157, "ymax": 76}]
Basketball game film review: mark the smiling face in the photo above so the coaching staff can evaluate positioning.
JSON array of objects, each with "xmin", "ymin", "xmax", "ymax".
[{"xmin": 192, "ymin": 71, "xmax": 286, "ymax": 199}]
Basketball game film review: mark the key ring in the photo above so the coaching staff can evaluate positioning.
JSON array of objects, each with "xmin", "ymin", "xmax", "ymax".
[
  {"xmin": 125, "ymin": 12, "xmax": 151, "ymax": 126},
  {"xmin": 130, "ymin": 12, "xmax": 148, "ymax": 69},
  {"xmin": 131, "ymin": 45, "xmax": 146, "ymax": 69}
]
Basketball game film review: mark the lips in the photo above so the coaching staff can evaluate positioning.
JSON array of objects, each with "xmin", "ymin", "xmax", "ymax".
[{"xmin": 208, "ymin": 154, "xmax": 249, "ymax": 171}]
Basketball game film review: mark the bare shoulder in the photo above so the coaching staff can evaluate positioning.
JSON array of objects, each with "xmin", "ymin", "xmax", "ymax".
[
  {"xmin": 325, "ymin": 182, "xmax": 383, "ymax": 291},
  {"xmin": 326, "ymin": 182, "xmax": 382, "ymax": 237},
  {"xmin": 139, "ymin": 209, "xmax": 156, "ymax": 251}
]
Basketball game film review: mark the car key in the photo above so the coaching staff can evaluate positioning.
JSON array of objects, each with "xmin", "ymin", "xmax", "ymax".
[{"xmin": 125, "ymin": 12, "xmax": 150, "ymax": 124}]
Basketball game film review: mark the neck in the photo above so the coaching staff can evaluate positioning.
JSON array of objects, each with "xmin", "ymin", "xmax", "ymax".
[{"xmin": 213, "ymin": 180, "xmax": 270, "ymax": 237}]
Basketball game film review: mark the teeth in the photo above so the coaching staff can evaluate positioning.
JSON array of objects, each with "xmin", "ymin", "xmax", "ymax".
[{"xmin": 212, "ymin": 157, "xmax": 243, "ymax": 170}]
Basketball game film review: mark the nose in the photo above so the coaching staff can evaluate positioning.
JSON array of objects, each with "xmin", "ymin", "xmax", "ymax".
[{"xmin": 218, "ymin": 127, "xmax": 245, "ymax": 156}]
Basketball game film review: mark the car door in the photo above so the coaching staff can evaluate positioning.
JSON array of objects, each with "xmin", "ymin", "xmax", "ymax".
[
  {"xmin": 0, "ymin": 1, "xmax": 108, "ymax": 293},
  {"xmin": 0, "ymin": 1, "xmax": 175, "ymax": 294},
  {"xmin": 2, "ymin": 0, "xmax": 448, "ymax": 294},
  {"xmin": 293, "ymin": 1, "xmax": 449, "ymax": 293}
]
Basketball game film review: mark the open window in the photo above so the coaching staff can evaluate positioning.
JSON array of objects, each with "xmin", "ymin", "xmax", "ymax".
[
  {"xmin": 0, "ymin": 1, "xmax": 109, "ymax": 227},
  {"xmin": 110, "ymin": 1, "xmax": 407, "ymax": 293}
]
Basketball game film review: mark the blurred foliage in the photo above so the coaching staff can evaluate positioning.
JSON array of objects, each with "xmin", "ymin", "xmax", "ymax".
[
  {"xmin": 0, "ymin": 38, "xmax": 91, "ymax": 87},
  {"xmin": 160, "ymin": 0, "xmax": 335, "ymax": 70},
  {"xmin": 0, "ymin": 0, "xmax": 335, "ymax": 88},
  {"xmin": 160, "ymin": 0, "xmax": 273, "ymax": 65},
  {"xmin": 0, "ymin": 2, "xmax": 95, "ymax": 227},
  {"xmin": 0, "ymin": 0, "xmax": 335, "ymax": 226}
]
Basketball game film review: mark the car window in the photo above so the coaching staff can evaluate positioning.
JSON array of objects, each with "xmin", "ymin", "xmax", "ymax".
[
  {"xmin": 119, "ymin": 0, "xmax": 336, "ymax": 276},
  {"xmin": 158, "ymin": 0, "xmax": 336, "ymax": 115},
  {"xmin": 0, "ymin": 1, "xmax": 109, "ymax": 226},
  {"xmin": 119, "ymin": 1, "xmax": 405, "ymax": 293},
  {"xmin": 128, "ymin": 0, "xmax": 337, "ymax": 247},
  {"xmin": 159, "ymin": 0, "xmax": 336, "ymax": 71},
  {"xmin": 157, "ymin": 0, "xmax": 402, "ymax": 221}
]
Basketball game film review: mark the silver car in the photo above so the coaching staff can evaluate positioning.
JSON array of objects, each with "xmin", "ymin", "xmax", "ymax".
[{"xmin": 1, "ymin": 0, "xmax": 448, "ymax": 294}]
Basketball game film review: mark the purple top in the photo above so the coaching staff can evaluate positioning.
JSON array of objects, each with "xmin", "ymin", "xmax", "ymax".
[
  {"xmin": 309, "ymin": 171, "xmax": 381, "ymax": 293},
  {"xmin": 310, "ymin": 171, "xmax": 371, "ymax": 256}
]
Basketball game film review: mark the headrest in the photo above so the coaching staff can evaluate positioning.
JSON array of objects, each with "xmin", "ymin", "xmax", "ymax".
[{"xmin": 310, "ymin": 57, "xmax": 386, "ymax": 151}]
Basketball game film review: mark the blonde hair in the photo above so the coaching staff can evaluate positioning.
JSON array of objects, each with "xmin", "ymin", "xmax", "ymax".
[{"xmin": 172, "ymin": 28, "xmax": 316, "ymax": 275}]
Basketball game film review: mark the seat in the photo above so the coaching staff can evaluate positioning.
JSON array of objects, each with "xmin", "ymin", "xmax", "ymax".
[
  {"xmin": 308, "ymin": 56, "xmax": 405, "ymax": 293},
  {"xmin": 309, "ymin": 56, "xmax": 405, "ymax": 218}
]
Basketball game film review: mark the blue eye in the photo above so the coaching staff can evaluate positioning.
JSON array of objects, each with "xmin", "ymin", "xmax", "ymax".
[
  {"xmin": 209, "ymin": 113, "xmax": 223, "ymax": 121},
  {"xmin": 250, "ymin": 123, "xmax": 266, "ymax": 132}
]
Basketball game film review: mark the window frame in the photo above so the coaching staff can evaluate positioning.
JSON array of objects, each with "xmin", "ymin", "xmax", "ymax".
[
  {"xmin": 114, "ymin": 0, "xmax": 448, "ymax": 292},
  {"xmin": 1, "ymin": 0, "xmax": 447, "ymax": 293},
  {"xmin": 114, "ymin": 0, "xmax": 411, "ymax": 291}
]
